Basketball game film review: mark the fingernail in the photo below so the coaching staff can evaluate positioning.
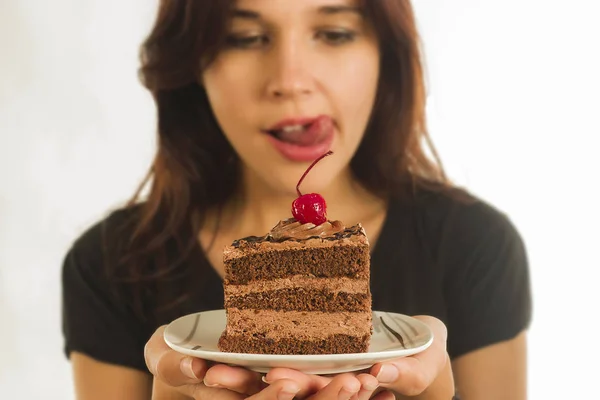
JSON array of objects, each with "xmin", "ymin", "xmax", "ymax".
[
  {"xmin": 376, "ymin": 365, "xmax": 399, "ymax": 384},
  {"xmin": 262, "ymin": 376, "xmax": 272, "ymax": 384},
  {"xmin": 278, "ymin": 383, "xmax": 300, "ymax": 400},
  {"xmin": 338, "ymin": 386, "xmax": 359, "ymax": 400},
  {"xmin": 337, "ymin": 380, "xmax": 360, "ymax": 400},
  {"xmin": 203, "ymin": 380, "xmax": 223, "ymax": 388},
  {"xmin": 363, "ymin": 380, "xmax": 379, "ymax": 391},
  {"xmin": 180, "ymin": 357, "xmax": 200, "ymax": 380}
]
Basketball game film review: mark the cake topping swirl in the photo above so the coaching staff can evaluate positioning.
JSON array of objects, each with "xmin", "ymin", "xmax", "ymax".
[
  {"xmin": 270, "ymin": 218, "xmax": 345, "ymax": 241},
  {"xmin": 229, "ymin": 221, "xmax": 365, "ymax": 248}
]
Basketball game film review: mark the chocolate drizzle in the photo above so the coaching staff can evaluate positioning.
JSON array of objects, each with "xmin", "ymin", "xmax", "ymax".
[
  {"xmin": 231, "ymin": 219, "xmax": 365, "ymax": 248},
  {"xmin": 380, "ymin": 316, "xmax": 406, "ymax": 348}
]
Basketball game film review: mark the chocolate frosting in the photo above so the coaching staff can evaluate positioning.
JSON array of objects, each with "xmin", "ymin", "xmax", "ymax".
[
  {"xmin": 230, "ymin": 218, "xmax": 364, "ymax": 248},
  {"xmin": 270, "ymin": 218, "xmax": 345, "ymax": 240}
]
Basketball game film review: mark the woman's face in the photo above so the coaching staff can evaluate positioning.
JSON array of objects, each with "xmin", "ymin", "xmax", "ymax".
[{"xmin": 202, "ymin": 0, "xmax": 380, "ymax": 196}]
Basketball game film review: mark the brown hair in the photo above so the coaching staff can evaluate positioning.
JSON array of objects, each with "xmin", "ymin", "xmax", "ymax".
[{"xmin": 109, "ymin": 0, "xmax": 451, "ymax": 320}]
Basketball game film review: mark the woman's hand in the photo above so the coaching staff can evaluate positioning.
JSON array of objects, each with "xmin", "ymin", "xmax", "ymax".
[
  {"xmin": 144, "ymin": 326, "xmax": 392, "ymax": 399},
  {"xmin": 261, "ymin": 372, "xmax": 395, "ymax": 400},
  {"xmin": 145, "ymin": 326, "xmax": 266, "ymax": 399},
  {"xmin": 144, "ymin": 326, "xmax": 389, "ymax": 399},
  {"xmin": 144, "ymin": 326, "xmax": 393, "ymax": 399},
  {"xmin": 145, "ymin": 315, "xmax": 451, "ymax": 399},
  {"xmin": 369, "ymin": 316, "xmax": 453, "ymax": 398}
]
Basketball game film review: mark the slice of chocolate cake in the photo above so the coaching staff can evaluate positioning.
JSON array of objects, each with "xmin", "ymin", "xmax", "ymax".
[{"xmin": 218, "ymin": 218, "xmax": 372, "ymax": 355}]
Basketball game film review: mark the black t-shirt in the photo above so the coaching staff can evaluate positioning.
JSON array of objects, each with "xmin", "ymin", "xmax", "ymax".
[{"xmin": 62, "ymin": 189, "xmax": 532, "ymax": 373}]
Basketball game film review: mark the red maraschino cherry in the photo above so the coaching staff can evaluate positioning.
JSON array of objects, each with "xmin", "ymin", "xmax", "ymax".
[{"xmin": 292, "ymin": 151, "xmax": 333, "ymax": 225}]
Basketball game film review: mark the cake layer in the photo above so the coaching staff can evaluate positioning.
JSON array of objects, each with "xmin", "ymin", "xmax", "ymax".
[
  {"xmin": 225, "ymin": 288, "xmax": 370, "ymax": 312},
  {"xmin": 225, "ymin": 276, "xmax": 370, "ymax": 312},
  {"xmin": 224, "ymin": 245, "xmax": 370, "ymax": 284},
  {"xmin": 225, "ymin": 276, "xmax": 369, "ymax": 296},
  {"xmin": 224, "ymin": 309, "xmax": 372, "ymax": 338},
  {"xmin": 218, "ymin": 332, "xmax": 370, "ymax": 355}
]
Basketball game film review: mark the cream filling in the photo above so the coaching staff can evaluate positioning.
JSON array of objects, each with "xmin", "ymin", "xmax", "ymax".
[
  {"xmin": 225, "ymin": 308, "xmax": 372, "ymax": 338},
  {"xmin": 225, "ymin": 276, "xmax": 369, "ymax": 297}
]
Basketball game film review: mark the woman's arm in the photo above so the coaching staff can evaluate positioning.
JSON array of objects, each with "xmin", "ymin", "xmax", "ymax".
[
  {"xmin": 71, "ymin": 352, "xmax": 153, "ymax": 400},
  {"xmin": 452, "ymin": 332, "xmax": 527, "ymax": 400}
]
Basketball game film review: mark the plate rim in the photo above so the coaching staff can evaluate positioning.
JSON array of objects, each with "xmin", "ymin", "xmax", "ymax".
[{"xmin": 164, "ymin": 309, "xmax": 434, "ymax": 362}]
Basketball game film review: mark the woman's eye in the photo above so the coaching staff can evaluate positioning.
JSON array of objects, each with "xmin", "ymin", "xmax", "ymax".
[
  {"xmin": 317, "ymin": 30, "xmax": 357, "ymax": 45},
  {"xmin": 226, "ymin": 34, "xmax": 269, "ymax": 49}
]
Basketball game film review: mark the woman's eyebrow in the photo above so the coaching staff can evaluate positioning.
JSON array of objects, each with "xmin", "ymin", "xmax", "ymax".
[
  {"xmin": 230, "ymin": 4, "xmax": 362, "ymax": 21},
  {"xmin": 230, "ymin": 8, "xmax": 260, "ymax": 20},
  {"xmin": 317, "ymin": 5, "xmax": 363, "ymax": 16}
]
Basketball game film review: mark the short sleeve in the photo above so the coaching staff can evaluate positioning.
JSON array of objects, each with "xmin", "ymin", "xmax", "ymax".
[
  {"xmin": 61, "ymin": 215, "xmax": 150, "ymax": 373},
  {"xmin": 442, "ymin": 201, "xmax": 532, "ymax": 359}
]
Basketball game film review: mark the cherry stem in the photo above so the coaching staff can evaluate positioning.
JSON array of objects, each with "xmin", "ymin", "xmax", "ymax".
[{"xmin": 295, "ymin": 151, "xmax": 333, "ymax": 197}]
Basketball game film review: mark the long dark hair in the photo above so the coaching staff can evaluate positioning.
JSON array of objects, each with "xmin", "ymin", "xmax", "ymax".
[{"xmin": 108, "ymin": 0, "xmax": 451, "ymax": 320}]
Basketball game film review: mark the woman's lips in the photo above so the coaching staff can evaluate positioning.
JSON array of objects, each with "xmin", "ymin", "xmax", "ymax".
[{"xmin": 265, "ymin": 116, "xmax": 335, "ymax": 162}]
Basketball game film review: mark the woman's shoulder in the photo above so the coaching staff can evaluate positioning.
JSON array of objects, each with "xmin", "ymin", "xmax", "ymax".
[
  {"xmin": 389, "ymin": 182, "xmax": 525, "ymax": 262},
  {"xmin": 61, "ymin": 204, "xmax": 154, "ymax": 372},
  {"xmin": 408, "ymin": 182, "xmax": 519, "ymax": 238},
  {"xmin": 404, "ymin": 185, "xmax": 532, "ymax": 359},
  {"xmin": 64, "ymin": 205, "xmax": 141, "ymax": 275}
]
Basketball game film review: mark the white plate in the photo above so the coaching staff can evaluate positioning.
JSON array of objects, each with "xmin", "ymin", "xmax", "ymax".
[{"xmin": 164, "ymin": 310, "xmax": 433, "ymax": 375}]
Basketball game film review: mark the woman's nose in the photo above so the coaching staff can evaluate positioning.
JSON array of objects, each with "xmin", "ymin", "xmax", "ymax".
[{"xmin": 264, "ymin": 38, "xmax": 316, "ymax": 100}]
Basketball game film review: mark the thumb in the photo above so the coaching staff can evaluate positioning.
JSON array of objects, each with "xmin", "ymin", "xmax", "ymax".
[
  {"xmin": 370, "ymin": 316, "xmax": 449, "ymax": 396},
  {"xmin": 145, "ymin": 326, "xmax": 209, "ymax": 386}
]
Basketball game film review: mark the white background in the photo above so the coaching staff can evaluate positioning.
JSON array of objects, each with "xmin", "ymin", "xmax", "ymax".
[{"xmin": 1, "ymin": 1, "xmax": 599, "ymax": 399}]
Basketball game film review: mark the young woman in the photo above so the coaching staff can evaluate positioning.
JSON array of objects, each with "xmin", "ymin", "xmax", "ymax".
[{"xmin": 62, "ymin": 1, "xmax": 532, "ymax": 399}]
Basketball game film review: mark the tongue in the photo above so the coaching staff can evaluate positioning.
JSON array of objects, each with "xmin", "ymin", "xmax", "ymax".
[{"xmin": 276, "ymin": 116, "xmax": 333, "ymax": 146}]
